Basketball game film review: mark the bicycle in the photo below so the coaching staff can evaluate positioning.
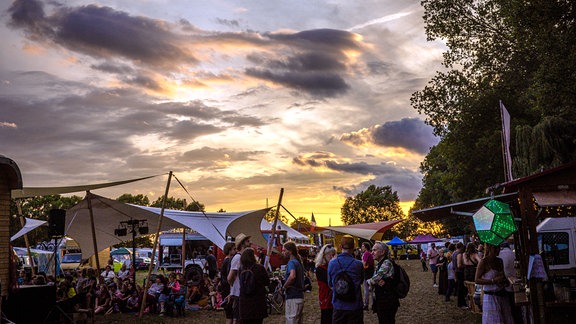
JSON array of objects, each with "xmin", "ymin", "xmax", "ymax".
[{"xmin": 266, "ymin": 275, "xmax": 284, "ymax": 314}]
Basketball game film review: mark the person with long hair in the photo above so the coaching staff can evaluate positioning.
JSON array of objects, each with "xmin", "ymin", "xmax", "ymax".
[
  {"xmin": 460, "ymin": 242, "xmax": 482, "ymax": 282},
  {"xmin": 315, "ymin": 244, "xmax": 337, "ymax": 324},
  {"xmin": 475, "ymin": 244, "xmax": 513, "ymax": 324},
  {"xmin": 238, "ymin": 247, "xmax": 269, "ymax": 324},
  {"xmin": 283, "ymin": 241, "xmax": 305, "ymax": 324}
]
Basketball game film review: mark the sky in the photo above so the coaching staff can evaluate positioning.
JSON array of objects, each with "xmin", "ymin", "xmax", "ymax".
[{"xmin": 0, "ymin": 0, "xmax": 445, "ymax": 226}]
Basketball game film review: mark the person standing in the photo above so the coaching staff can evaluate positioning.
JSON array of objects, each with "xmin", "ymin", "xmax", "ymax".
[
  {"xmin": 205, "ymin": 247, "xmax": 218, "ymax": 280},
  {"xmin": 420, "ymin": 250, "xmax": 428, "ymax": 271},
  {"xmin": 239, "ymin": 248, "xmax": 269, "ymax": 324},
  {"xmin": 370, "ymin": 242, "xmax": 399, "ymax": 324},
  {"xmin": 453, "ymin": 242, "xmax": 467, "ymax": 309},
  {"xmin": 498, "ymin": 241, "xmax": 521, "ymax": 324},
  {"xmin": 361, "ymin": 242, "xmax": 374, "ymax": 311},
  {"xmin": 475, "ymin": 244, "xmax": 513, "ymax": 324},
  {"xmin": 445, "ymin": 252, "xmax": 456, "ymax": 302},
  {"xmin": 427, "ymin": 243, "xmax": 439, "ymax": 287},
  {"xmin": 315, "ymin": 244, "xmax": 337, "ymax": 324},
  {"xmin": 328, "ymin": 236, "xmax": 364, "ymax": 324},
  {"xmin": 282, "ymin": 241, "xmax": 305, "ymax": 324},
  {"xmin": 437, "ymin": 248, "xmax": 448, "ymax": 295},
  {"xmin": 227, "ymin": 233, "xmax": 252, "ymax": 324},
  {"xmin": 220, "ymin": 242, "xmax": 236, "ymax": 324}
]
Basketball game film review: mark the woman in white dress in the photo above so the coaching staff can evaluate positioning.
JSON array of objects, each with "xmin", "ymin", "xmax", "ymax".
[{"xmin": 475, "ymin": 244, "xmax": 513, "ymax": 324}]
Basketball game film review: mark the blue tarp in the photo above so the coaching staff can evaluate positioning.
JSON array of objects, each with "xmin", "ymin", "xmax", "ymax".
[{"xmin": 386, "ymin": 236, "xmax": 405, "ymax": 246}]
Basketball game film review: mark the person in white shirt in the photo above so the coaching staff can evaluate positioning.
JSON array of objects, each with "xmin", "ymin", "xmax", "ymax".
[
  {"xmin": 227, "ymin": 233, "xmax": 252, "ymax": 324},
  {"xmin": 100, "ymin": 265, "xmax": 115, "ymax": 284},
  {"xmin": 117, "ymin": 263, "xmax": 130, "ymax": 281}
]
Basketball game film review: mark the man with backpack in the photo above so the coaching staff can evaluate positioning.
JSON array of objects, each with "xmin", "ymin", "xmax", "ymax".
[
  {"xmin": 370, "ymin": 242, "xmax": 400, "ymax": 324},
  {"xmin": 328, "ymin": 236, "xmax": 364, "ymax": 324}
]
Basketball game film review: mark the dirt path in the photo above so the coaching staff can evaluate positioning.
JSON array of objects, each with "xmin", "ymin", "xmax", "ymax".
[{"xmin": 98, "ymin": 259, "xmax": 482, "ymax": 323}]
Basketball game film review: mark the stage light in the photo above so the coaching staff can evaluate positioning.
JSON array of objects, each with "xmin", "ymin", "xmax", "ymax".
[{"xmin": 114, "ymin": 228, "xmax": 127, "ymax": 236}]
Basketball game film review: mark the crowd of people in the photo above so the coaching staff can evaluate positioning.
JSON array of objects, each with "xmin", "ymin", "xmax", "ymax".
[
  {"xmin": 16, "ymin": 253, "xmax": 228, "ymax": 318},
  {"xmin": 420, "ymin": 240, "xmax": 519, "ymax": 324}
]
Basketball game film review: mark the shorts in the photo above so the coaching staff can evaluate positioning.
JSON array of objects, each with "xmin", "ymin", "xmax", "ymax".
[
  {"xmin": 430, "ymin": 264, "xmax": 438, "ymax": 273},
  {"xmin": 230, "ymin": 295, "xmax": 240, "ymax": 320},
  {"xmin": 223, "ymin": 296, "xmax": 234, "ymax": 319}
]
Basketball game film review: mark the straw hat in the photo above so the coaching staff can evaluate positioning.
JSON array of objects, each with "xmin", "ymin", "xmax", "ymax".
[{"xmin": 235, "ymin": 233, "xmax": 251, "ymax": 249}]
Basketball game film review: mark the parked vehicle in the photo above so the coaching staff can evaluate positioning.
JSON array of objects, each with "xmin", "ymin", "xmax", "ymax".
[
  {"xmin": 60, "ymin": 253, "xmax": 83, "ymax": 271},
  {"xmin": 537, "ymin": 217, "xmax": 576, "ymax": 274}
]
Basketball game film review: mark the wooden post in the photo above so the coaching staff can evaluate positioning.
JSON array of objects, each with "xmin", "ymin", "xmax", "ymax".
[
  {"xmin": 139, "ymin": 171, "xmax": 172, "ymax": 317},
  {"xmin": 265, "ymin": 188, "xmax": 283, "ymax": 270},
  {"xmin": 86, "ymin": 191, "xmax": 101, "ymax": 273}
]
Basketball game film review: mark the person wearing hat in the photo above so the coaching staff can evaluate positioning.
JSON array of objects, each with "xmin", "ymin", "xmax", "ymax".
[{"xmin": 227, "ymin": 233, "xmax": 251, "ymax": 323}]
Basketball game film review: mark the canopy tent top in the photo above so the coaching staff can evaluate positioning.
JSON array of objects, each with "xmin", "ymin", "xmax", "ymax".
[
  {"xmin": 386, "ymin": 236, "xmax": 406, "ymax": 246},
  {"xmin": 326, "ymin": 220, "xmax": 402, "ymax": 241},
  {"xmin": 66, "ymin": 193, "xmax": 270, "ymax": 259},
  {"xmin": 409, "ymin": 234, "xmax": 442, "ymax": 244}
]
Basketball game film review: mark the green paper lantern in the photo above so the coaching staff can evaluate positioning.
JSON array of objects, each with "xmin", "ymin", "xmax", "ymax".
[{"xmin": 472, "ymin": 199, "xmax": 517, "ymax": 246}]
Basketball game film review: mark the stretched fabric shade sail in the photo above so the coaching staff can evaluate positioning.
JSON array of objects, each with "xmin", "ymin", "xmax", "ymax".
[{"xmin": 473, "ymin": 199, "xmax": 517, "ymax": 246}]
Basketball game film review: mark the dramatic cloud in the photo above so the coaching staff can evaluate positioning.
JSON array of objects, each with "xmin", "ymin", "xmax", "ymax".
[
  {"xmin": 340, "ymin": 118, "xmax": 439, "ymax": 154},
  {"xmin": 1, "ymin": 0, "xmax": 446, "ymax": 224}
]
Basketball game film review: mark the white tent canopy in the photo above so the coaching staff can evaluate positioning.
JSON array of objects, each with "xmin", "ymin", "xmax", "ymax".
[
  {"xmin": 137, "ymin": 205, "xmax": 271, "ymax": 250},
  {"xmin": 66, "ymin": 193, "xmax": 270, "ymax": 259},
  {"xmin": 11, "ymin": 217, "xmax": 47, "ymax": 242},
  {"xmin": 325, "ymin": 220, "xmax": 403, "ymax": 241},
  {"xmin": 260, "ymin": 219, "xmax": 309, "ymax": 242}
]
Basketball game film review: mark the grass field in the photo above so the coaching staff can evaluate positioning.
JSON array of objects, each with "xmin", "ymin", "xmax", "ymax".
[{"xmin": 95, "ymin": 259, "xmax": 482, "ymax": 323}]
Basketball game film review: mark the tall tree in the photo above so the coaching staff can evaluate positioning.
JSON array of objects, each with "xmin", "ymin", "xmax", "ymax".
[
  {"xmin": 263, "ymin": 208, "xmax": 289, "ymax": 224},
  {"xmin": 10, "ymin": 195, "xmax": 83, "ymax": 246},
  {"xmin": 340, "ymin": 185, "xmax": 404, "ymax": 225},
  {"xmin": 117, "ymin": 193, "xmax": 149, "ymax": 206},
  {"xmin": 150, "ymin": 196, "xmax": 204, "ymax": 211},
  {"xmin": 412, "ymin": 0, "xmax": 576, "ymax": 219},
  {"xmin": 289, "ymin": 217, "xmax": 311, "ymax": 231}
]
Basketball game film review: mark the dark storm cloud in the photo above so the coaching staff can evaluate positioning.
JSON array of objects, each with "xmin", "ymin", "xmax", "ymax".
[
  {"xmin": 293, "ymin": 157, "xmax": 400, "ymax": 176},
  {"xmin": 292, "ymin": 152, "xmax": 422, "ymax": 201},
  {"xmin": 243, "ymin": 29, "xmax": 362, "ymax": 97},
  {"xmin": 91, "ymin": 62, "xmax": 135, "ymax": 75},
  {"xmin": 8, "ymin": 0, "xmax": 196, "ymax": 68},
  {"xmin": 340, "ymin": 118, "xmax": 438, "ymax": 154},
  {"xmin": 245, "ymin": 68, "xmax": 349, "ymax": 97}
]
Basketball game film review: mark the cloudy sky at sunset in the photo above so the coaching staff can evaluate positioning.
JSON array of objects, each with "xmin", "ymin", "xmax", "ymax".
[{"xmin": 1, "ymin": 0, "xmax": 444, "ymax": 226}]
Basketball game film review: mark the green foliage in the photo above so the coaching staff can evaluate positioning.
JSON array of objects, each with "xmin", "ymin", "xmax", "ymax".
[
  {"xmin": 117, "ymin": 193, "xmax": 149, "ymax": 206},
  {"xmin": 413, "ymin": 0, "xmax": 576, "ymax": 233},
  {"xmin": 10, "ymin": 195, "xmax": 83, "ymax": 246},
  {"xmin": 340, "ymin": 185, "xmax": 404, "ymax": 225},
  {"xmin": 150, "ymin": 196, "xmax": 204, "ymax": 211},
  {"xmin": 264, "ymin": 208, "xmax": 289, "ymax": 224},
  {"xmin": 290, "ymin": 217, "xmax": 311, "ymax": 230}
]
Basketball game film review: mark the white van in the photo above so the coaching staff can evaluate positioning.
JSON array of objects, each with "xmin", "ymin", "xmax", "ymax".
[{"xmin": 537, "ymin": 217, "xmax": 576, "ymax": 273}]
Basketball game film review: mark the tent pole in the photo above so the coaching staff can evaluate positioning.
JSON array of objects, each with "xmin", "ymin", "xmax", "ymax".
[
  {"xmin": 16, "ymin": 200, "xmax": 36, "ymax": 276},
  {"xmin": 265, "ymin": 188, "xmax": 283, "ymax": 270},
  {"xmin": 181, "ymin": 227, "xmax": 186, "ymax": 271},
  {"xmin": 139, "ymin": 171, "xmax": 172, "ymax": 318},
  {"xmin": 86, "ymin": 191, "xmax": 101, "ymax": 273}
]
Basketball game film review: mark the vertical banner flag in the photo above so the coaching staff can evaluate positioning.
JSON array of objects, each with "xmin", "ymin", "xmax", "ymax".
[
  {"xmin": 310, "ymin": 213, "xmax": 316, "ymax": 232},
  {"xmin": 499, "ymin": 101, "xmax": 513, "ymax": 182}
]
